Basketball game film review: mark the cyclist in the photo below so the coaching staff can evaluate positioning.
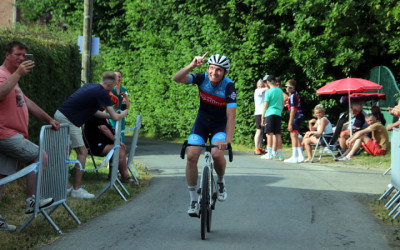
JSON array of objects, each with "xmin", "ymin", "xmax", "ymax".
[{"xmin": 172, "ymin": 52, "xmax": 237, "ymax": 217}]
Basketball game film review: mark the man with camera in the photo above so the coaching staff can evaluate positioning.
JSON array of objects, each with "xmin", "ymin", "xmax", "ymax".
[
  {"xmin": 0, "ymin": 41, "xmax": 59, "ymax": 230},
  {"xmin": 54, "ymin": 71, "xmax": 128, "ymax": 199}
]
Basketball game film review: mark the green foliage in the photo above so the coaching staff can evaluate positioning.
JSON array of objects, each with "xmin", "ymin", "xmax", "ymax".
[
  {"xmin": 15, "ymin": 0, "xmax": 400, "ymax": 146},
  {"xmin": 0, "ymin": 24, "xmax": 81, "ymax": 142}
]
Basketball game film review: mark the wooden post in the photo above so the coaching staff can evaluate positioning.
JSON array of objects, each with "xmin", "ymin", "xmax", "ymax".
[{"xmin": 81, "ymin": 0, "xmax": 93, "ymax": 84}]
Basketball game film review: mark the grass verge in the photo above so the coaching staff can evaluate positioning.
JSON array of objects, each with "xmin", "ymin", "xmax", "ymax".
[{"xmin": 0, "ymin": 155, "xmax": 152, "ymax": 249}]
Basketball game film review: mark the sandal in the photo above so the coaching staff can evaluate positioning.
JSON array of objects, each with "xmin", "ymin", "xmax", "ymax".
[
  {"xmin": 338, "ymin": 156, "xmax": 350, "ymax": 161},
  {"xmin": 120, "ymin": 177, "xmax": 139, "ymax": 185}
]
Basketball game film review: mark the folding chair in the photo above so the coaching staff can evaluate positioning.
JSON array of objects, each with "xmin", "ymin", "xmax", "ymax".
[
  {"xmin": 82, "ymin": 124, "xmax": 101, "ymax": 180},
  {"xmin": 309, "ymin": 112, "xmax": 348, "ymax": 162},
  {"xmin": 18, "ymin": 124, "xmax": 81, "ymax": 233}
]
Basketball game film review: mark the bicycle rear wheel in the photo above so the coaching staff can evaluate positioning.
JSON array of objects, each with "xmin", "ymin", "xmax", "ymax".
[{"xmin": 201, "ymin": 167, "xmax": 209, "ymax": 240}]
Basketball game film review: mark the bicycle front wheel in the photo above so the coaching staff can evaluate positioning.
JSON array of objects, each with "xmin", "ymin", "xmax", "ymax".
[
  {"xmin": 207, "ymin": 172, "xmax": 215, "ymax": 232},
  {"xmin": 201, "ymin": 166, "xmax": 209, "ymax": 240}
]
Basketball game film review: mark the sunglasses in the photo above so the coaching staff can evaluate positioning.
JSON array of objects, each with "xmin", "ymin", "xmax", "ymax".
[{"xmin": 285, "ymin": 85, "xmax": 293, "ymax": 89}]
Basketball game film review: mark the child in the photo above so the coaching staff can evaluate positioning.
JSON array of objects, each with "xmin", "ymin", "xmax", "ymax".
[{"xmin": 284, "ymin": 79, "xmax": 305, "ymax": 163}]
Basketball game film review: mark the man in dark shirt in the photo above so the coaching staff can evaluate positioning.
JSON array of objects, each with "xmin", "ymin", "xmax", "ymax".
[
  {"xmin": 338, "ymin": 102, "xmax": 366, "ymax": 152},
  {"xmin": 84, "ymin": 114, "xmax": 134, "ymax": 183}
]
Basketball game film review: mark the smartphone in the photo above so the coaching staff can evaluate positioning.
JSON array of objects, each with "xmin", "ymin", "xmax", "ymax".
[
  {"xmin": 121, "ymin": 103, "xmax": 127, "ymax": 111},
  {"xmin": 25, "ymin": 54, "xmax": 34, "ymax": 61}
]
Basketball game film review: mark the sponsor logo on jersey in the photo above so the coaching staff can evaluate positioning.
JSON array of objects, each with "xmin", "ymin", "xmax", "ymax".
[{"xmin": 199, "ymin": 89, "xmax": 227, "ymax": 108}]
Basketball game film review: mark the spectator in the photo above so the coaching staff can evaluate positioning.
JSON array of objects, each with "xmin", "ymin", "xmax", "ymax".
[
  {"xmin": 338, "ymin": 102, "xmax": 366, "ymax": 153},
  {"xmin": 0, "ymin": 41, "xmax": 58, "ymax": 226},
  {"xmin": 336, "ymin": 113, "xmax": 390, "ymax": 161},
  {"xmin": 84, "ymin": 110, "xmax": 136, "ymax": 184},
  {"xmin": 387, "ymin": 118, "xmax": 400, "ymax": 131},
  {"xmin": 274, "ymin": 77, "xmax": 288, "ymax": 161},
  {"xmin": 109, "ymin": 70, "xmax": 130, "ymax": 143},
  {"xmin": 302, "ymin": 104, "xmax": 333, "ymax": 162},
  {"xmin": 388, "ymin": 100, "xmax": 400, "ymax": 117},
  {"xmin": 261, "ymin": 75, "xmax": 284, "ymax": 160},
  {"xmin": 254, "ymin": 78, "xmax": 269, "ymax": 155},
  {"xmin": 371, "ymin": 105, "xmax": 386, "ymax": 126},
  {"xmin": 387, "ymin": 100, "xmax": 400, "ymax": 131},
  {"xmin": 54, "ymin": 71, "xmax": 128, "ymax": 199},
  {"xmin": 284, "ymin": 79, "xmax": 305, "ymax": 163}
]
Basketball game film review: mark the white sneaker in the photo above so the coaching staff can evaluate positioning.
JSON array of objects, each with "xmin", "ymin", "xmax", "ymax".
[
  {"xmin": 217, "ymin": 182, "xmax": 227, "ymax": 201},
  {"xmin": 187, "ymin": 201, "xmax": 200, "ymax": 217},
  {"xmin": 284, "ymin": 157, "xmax": 298, "ymax": 163},
  {"xmin": 0, "ymin": 215, "xmax": 16, "ymax": 231},
  {"xmin": 71, "ymin": 188, "xmax": 95, "ymax": 199},
  {"xmin": 297, "ymin": 155, "xmax": 305, "ymax": 163},
  {"xmin": 260, "ymin": 154, "xmax": 273, "ymax": 160},
  {"xmin": 25, "ymin": 195, "xmax": 54, "ymax": 214}
]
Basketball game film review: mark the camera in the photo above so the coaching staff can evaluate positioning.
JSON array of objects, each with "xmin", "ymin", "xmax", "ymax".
[
  {"xmin": 121, "ymin": 103, "xmax": 127, "ymax": 111},
  {"xmin": 25, "ymin": 54, "xmax": 34, "ymax": 61}
]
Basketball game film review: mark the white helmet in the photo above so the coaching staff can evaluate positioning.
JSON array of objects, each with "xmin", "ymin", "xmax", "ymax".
[{"xmin": 207, "ymin": 54, "xmax": 231, "ymax": 71}]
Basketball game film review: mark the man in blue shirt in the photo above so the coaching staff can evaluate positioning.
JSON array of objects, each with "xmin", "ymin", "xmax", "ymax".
[
  {"xmin": 54, "ymin": 71, "xmax": 127, "ymax": 199},
  {"xmin": 173, "ymin": 52, "xmax": 236, "ymax": 217}
]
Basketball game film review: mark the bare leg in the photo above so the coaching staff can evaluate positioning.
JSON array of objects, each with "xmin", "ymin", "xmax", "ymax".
[
  {"xmin": 186, "ymin": 146, "xmax": 202, "ymax": 186},
  {"xmin": 73, "ymin": 146, "xmax": 88, "ymax": 189}
]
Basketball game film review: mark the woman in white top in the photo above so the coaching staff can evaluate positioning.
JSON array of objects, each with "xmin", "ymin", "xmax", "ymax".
[
  {"xmin": 253, "ymin": 79, "xmax": 269, "ymax": 154},
  {"xmin": 302, "ymin": 104, "xmax": 333, "ymax": 162}
]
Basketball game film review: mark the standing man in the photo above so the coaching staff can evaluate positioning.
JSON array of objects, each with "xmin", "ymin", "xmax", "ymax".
[
  {"xmin": 261, "ymin": 75, "xmax": 283, "ymax": 160},
  {"xmin": 254, "ymin": 79, "xmax": 269, "ymax": 155},
  {"xmin": 172, "ymin": 52, "xmax": 236, "ymax": 217},
  {"xmin": 54, "ymin": 71, "xmax": 127, "ymax": 199},
  {"xmin": 0, "ymin": 41, "xmax": 59, "ymax": 229}
]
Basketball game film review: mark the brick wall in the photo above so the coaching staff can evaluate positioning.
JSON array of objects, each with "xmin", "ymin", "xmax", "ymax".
[{"xmin": 0, "ymin": 0, "xmax": 15, "ymax": 28}]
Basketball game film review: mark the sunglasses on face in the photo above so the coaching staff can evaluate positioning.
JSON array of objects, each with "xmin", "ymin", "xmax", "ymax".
[{"xmin": 285, "ymin": 85, "xmax": 293, "ymax": 89}]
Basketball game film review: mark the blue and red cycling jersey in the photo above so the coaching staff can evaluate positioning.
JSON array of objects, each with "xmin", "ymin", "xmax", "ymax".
[
  {"xmin": 187, "ymin": 72, "xmax": 237, "ymax": 144},
  {"xmin": 188, "ymin": 72, "xmax": 237, "ymax": 122},
  {"xmin": 288, "ymin": 90, "xmax": 303, "ymax": 114}
]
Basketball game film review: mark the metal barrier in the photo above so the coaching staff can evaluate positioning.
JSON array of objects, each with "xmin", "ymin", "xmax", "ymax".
[
  {"xmin": 19, "ymin": 124, "xmax": 81, "ymax": 233},
  {"xmin": 379, "ymin": 127, "xmax": 400, "ymax": 218},
  {"xmin": 123, "ymin": 115, "xmax": 142, "ymax": 184},
  {"xmin": 96, "ymin": 120, "xmax": 130, "ymax": 201}
]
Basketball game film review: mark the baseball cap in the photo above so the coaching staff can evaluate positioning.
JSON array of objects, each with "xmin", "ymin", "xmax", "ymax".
[
  {"xmin": 266, "ymin": 75, "xmax": 276, "ymax": 83},
  {"xmin": 262, "ymin": 74, "xmax": 269, "ymax": 81}
]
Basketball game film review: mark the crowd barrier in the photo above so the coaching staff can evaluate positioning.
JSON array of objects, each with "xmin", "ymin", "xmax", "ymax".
[
  {"xmin": 379, "ymin": 127, "xmax": 400, "ymax": 218},
  {"xmin": 124, "ymin": 115, "xmax": 142, "ymax": 184},
  {"xmin": 95, "ymin": 120, "xmax": 130, "ymax": 201},
  {"xmin": 0, "ymin": 124, "xmax": 81, "ymax": 233}
]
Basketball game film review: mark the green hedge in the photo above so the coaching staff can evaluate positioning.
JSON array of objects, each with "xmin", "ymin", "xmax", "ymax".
[{"xmin": 0, "ymin": 26, "xmax": 81, "ymax": 142}]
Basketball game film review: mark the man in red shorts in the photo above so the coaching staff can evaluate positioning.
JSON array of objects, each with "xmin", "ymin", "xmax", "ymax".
[{"xmin": 336, "ymin": 113, "xmax": 390, "ymax": 161}]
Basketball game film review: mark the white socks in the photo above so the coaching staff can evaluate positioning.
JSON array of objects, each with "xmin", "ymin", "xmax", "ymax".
[{"xmin": 188, "ymin": 186, "xmax": 197, "ymax": 203}]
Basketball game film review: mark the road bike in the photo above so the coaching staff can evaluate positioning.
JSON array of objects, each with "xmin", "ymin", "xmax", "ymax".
[{"xmin": 180, "ymin": 140, "xmax": 233, "ymax": 240}]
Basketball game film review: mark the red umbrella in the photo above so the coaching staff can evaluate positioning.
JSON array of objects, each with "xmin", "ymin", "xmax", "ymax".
[
  {"xmin": 316, "ymin": 77, "xmax": 382, "ymax": 95},
  {"xmin": 317, "ymin": 77, "xmax": 383, "ymax": 135}
]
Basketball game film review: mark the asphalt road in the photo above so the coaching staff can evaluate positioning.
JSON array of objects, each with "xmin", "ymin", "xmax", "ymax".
[{"xmin": 41, "ymin": 138, "xmax": 393, "ymax": 250}]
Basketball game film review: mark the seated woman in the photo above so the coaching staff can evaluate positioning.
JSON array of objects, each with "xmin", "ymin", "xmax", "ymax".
[
  {"xmin": 84, "ymin": 110, "xmax": 137, "ymax": 184},
  {"xmin": 302, "ymin": 104, "xmax": 333, "ymax": 162}
]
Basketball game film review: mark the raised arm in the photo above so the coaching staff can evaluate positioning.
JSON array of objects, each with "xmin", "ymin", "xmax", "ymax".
[
  {"xmin": 172, "ymin": 52, "xmax": 208, "ymax": 83},
  {"xmin": 0, "ymin": 61, "xmax": 33, "ymax": 101}
]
